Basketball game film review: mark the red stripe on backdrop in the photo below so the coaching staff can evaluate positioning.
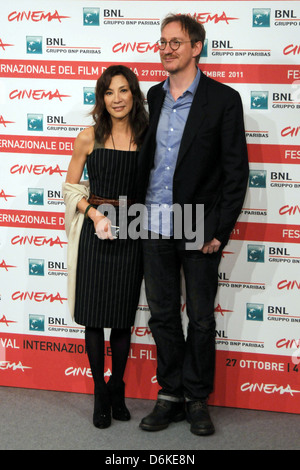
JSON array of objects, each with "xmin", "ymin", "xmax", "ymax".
[
  {"xmin": 1, "ymin": 60, "xmax": 299, "ymax": 84},
  {"xmin": 230, "ymin": 222, "xmax": 300, "ymax": 243},
  {"xmin": 0, "ymin": 135, "xmax": 74, "ymax": 155},
  {"xmin": 1, "ymin": 332, "xmax": 299, "ymax": 413},
  {"xmin": 0, "ymin": 210, "xmax": 65, "ymax": 230},
  {"xmin": 247, "ymin": 144, "xmax": 300, "ymax": 164}
]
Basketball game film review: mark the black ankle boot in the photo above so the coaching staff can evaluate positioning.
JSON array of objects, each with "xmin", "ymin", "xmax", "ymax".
[
  {"xmin": 107, "ymin": 378, "xmax": 131, "ymax": 421},
  {"xmin": 93, "ymin": 385, "xmax": 111, "ymax": 429}
]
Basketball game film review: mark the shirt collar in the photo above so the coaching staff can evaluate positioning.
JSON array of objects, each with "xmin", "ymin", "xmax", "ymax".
[{"xmin": 163, "ymin": 67, "xmax": 201, "ymax": 97}]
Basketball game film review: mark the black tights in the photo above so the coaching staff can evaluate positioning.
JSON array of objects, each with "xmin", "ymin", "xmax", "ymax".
[{"xmin": 85, "ymin": 327, "xmax": 131, "ymax": 392}]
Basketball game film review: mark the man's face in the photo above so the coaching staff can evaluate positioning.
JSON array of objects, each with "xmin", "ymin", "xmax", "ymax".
[{"xmin": 159, "ymin": 21, "xmax": 202, "ymax": 75}]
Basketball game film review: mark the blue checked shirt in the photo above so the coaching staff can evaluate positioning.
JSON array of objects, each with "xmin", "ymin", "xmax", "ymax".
[{"xmin": 144, "ymin": 68, "xmax": 201, "ymax": 236}]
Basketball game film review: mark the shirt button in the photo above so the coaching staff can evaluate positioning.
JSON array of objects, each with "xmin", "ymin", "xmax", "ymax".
[
  {"xmin": 168, "ymin": 147, "xmax": 171, "ymax": 151},
  {"xmin": 170, "ymin": 128, "xmax": 174, "ymax": 132},
  {"xmin": 166, "ymin": 166, "xmax": 170, "ymax": 170}
]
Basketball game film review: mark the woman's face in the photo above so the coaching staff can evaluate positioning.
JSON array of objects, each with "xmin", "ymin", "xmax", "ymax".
[{"xmin": 103, "ymin": 74, "xmax": 133, "ymax": 121}]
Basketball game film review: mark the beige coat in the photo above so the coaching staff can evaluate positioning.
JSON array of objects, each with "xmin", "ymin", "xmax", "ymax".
[{"xmin": 62, "ymin": 181, "xmax": 90, "ymax": 319}]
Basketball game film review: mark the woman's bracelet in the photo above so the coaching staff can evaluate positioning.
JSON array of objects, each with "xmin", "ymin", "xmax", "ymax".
[{"xmin": 84, "ymin": 204, "xmax": 92, "ymax": 218}]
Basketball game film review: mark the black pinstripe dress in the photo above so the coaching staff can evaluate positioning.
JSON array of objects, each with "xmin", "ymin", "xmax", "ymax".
[{"xmin": 74, "ymin": 144, "xmax": 143, "ymax": 328}]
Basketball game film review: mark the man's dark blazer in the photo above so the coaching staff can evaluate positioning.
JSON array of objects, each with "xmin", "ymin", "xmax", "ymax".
[{"xmin": 138, "ymin": 70, "xmax": 249, "ymax": 249}]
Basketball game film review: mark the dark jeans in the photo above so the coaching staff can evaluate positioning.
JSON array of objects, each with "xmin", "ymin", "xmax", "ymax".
[{"xmin": 142, "ymin": 235, "xmax": 222, "ymax": 401}]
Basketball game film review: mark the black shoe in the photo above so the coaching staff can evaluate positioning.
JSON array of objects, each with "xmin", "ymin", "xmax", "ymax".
[
  {"xmin": 107, "ymin": 378, "xmax": 131, "ymax": 421},
  {"xmin": 186, "ymin": 400, "xmax": 215, "ymax": 436},
  {"xmin": 139, "ymin": 399, "xmax": 185, "ymax": 431},
  {"xmin": 93, "ymin": 388, "xmax": 111, "ymax": 429}
]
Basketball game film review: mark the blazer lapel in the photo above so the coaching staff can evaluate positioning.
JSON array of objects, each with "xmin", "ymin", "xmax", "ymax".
[
  {"xmin": 148, "ymin": 84, "xmax": 166, "ymax": 135},
  {"xmin": 175, "ymin": 72, "xmax": 208, "ymax": 169}
]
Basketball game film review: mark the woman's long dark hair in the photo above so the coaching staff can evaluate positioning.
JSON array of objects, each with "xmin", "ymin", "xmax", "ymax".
[{"xmin": 91, "ymin": 65, "xmax": 148, "ymax": 147}]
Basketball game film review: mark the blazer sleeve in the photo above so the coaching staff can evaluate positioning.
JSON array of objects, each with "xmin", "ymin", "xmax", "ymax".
[{"xmin": 214, "ymin": 89, "xmax": 249, "ymax": 245}]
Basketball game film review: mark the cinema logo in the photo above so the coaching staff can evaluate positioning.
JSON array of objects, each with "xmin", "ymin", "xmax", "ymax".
[
  {"xmin": 0, "ymin": 115, "xmax": 15, "ymax": 127},
  {"xmin": 9, "ymin": 89, "xmax": 71, "ymax": 101},
  {"xmin": 279, "ymin": 204, "xmax": 300, "ymax": 216},
  {"xmin": 0, "ymin": 189, "xmax": 15, "ymax": 201},
  {"xmin": 0, "ymin": 260, "xmax": 17, "ymax": 271},
  {"xmin": 11, "ymin": 235, "xmax": 67, "ymax": 248},
  {"xmin": 190, "ymin": 11, "xmax": 238, "ymax": 25},
  {"xmin": 8, "ymin": 10, "xmax": 70, "ymax": 23},
  {"xmin": 28, "ymin": 258, "xmax": 67, "ymax": 277},
  {"xmin": 277, "ymin": 279, "xmax": 300, "ymax": 291},
  {"xmin": 0, "ymin": 38, "xmax": 14, "ymax": 50},
  {"xmin": 0, "ymin": 315, "xmax": 17, "ymax": 326},
  {"xmin": 11, "ymin": 291, "xmax": 67, "ymax": 303}
]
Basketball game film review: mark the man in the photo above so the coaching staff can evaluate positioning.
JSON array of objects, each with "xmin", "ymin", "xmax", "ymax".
[{"xmin": 138, "ymin": 14, "xmax": 249, "ymax": 435}]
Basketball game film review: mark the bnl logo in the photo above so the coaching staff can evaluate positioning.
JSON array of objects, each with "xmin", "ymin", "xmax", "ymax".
[
  {"xmin": 246, "ymin": 303, "xmax": 264, "ymax": 321},
  {"xmin": 83, "ymin": 8, "xmax": 100, "ymax": 25},
  {"xmin": 26, "ymin": 36, "xmax": 42, "ymax": 54},
  {"xmin": 247, "ymin": 244, "xmax": 265, "ymax": 263},
  {"xmin": 84, "ymin": 88, "xmax": 95, "ymax": 105},
  {"xmin": 28, "ymin": 258, "xmax": 44, "ymax": 276},
  {"xmin": 249, "ymin": 170, "xmax": 266, "ymax": 188},
  {"xmin": 252, "ymin": 9, "xmax": 271, "ymax": 27},
  {"xmin": 29, "ymin": 314, "xmax": 45, "ymax": 331},
  {"xmin": 201, "ymin": 40, "xmax": 208, "ymax": 58},
  {"xmin": 28, "ymin": 188, "xmax": 44, "ymax": 205},
  {"xmin": 28, "ymin": 114, "xmax": 43, "ymax": 131},
  {"xmin": 251, "ymin": 91, "xmax": 268, "ymax": 109}
]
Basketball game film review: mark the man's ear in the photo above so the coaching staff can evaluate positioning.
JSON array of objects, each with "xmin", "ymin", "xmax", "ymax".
[{"xmin": 192, "ymin": 41, "xmax": 202, "ymax": 59}]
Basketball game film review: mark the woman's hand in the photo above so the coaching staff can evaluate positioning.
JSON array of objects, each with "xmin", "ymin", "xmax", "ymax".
[{"xmin": 93, "ymin": 213, "xmax": 114, "ymax": 240}]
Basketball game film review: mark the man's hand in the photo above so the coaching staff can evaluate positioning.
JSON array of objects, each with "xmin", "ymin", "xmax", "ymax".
[{"xmin": 200, "ymin": 238, "xmax": 221, "ymax": 254}]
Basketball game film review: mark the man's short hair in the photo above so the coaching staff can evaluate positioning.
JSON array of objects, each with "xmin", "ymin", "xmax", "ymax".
[{"xmin": 161, "ymin": 14, "xmax": 206, "ymax": 63}]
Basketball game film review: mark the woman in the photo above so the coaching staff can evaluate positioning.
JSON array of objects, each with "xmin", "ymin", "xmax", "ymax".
[{"xmin": 63, "ymin": 65, "xmax": 148, "ymax": 429}]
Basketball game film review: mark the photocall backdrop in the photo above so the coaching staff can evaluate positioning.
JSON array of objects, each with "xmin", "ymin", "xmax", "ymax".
[{"xmin": 0, "ymin": 0, "xmax": 299, "ymax": 414}]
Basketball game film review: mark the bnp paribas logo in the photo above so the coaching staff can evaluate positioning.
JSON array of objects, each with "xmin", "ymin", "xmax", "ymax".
[
  {"xmin": 249, "ymin": 170, "xmax": 266, "ymax": 188},
  {"xmin": 252, "ymin": 9, "xmax": 271, "ymax": 27},
  {"xmin": 29, "ymin": 314, "xmax": 45, "ymax": 332},
  {"xmin": 83, "ymin": 87, "xmax": 95, "ymax": 105},
  {"xmin": 27, "ymin": 114, "xmax": 43, "ymax": 132},
  {"xmin": 28, "ymin": 188, "xmax": 44, "ymax": 205},
  {"xmin": 83, "ymin": 8, "xmax": 100, "ymax": 26},
  {"xmin": 251, "ymin": 91, "xmax": 268, "ymax": 109},
  {"xmin": 28, "ymin": 258, "xmax": 44, "ymax": 276},
  {"xmin": 247, "ymin": 244, "xmax": 265, "ymax": 263},
  {"xmin": 26, "ymin": 36, "xmax": 43, "ymax": 54},
  {"xmin": 246, "ymin": 303, "xmax": 264, "ymax": 321}
]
